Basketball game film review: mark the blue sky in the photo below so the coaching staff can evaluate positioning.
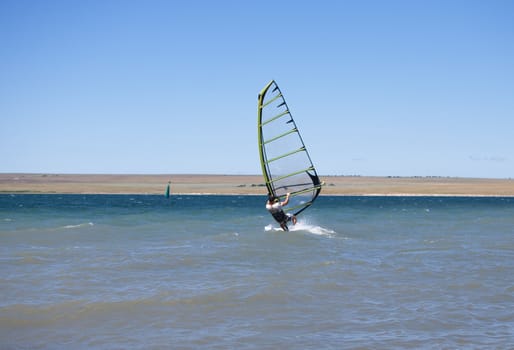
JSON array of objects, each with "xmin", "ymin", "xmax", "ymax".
[{"xmin": 1, "ymin": 0, "xmax": 513, "ymax": 178}]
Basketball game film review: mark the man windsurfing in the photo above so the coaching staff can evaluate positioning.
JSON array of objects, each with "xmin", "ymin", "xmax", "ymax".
[{"xmin": 266, "ymin": 192, "xmax": 297, "ymax": 231}]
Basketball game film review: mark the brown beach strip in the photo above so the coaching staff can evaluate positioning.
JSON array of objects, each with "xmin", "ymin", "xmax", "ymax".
[{"xmin": 0, "ymin": 174, "xmax": 513, "ymax": 196}]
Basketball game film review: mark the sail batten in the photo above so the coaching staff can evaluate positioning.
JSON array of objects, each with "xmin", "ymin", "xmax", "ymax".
[
  {"xmin": 262, "ymin": 111, "xmax": 290, "ymax": 126},
  {"xmin": 264, "ymin": 128, "xmax": 297, "ymax": 144},
  {"xmin": 267, "ymin": 166, "xmax": 315, "ymax": 184},
  {"xmin": 266, "ymin": 147, "xmax": 306, "ymax": 163},
  {"xmin": 262, "ymin": 93, "xmax": 282, "ymax": 108},
  {"xmin": 257, "ymin": 80, "xmax": 321, "ymax": 217}
]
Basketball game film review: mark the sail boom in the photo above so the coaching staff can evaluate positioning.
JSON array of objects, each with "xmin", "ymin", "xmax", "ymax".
[
  {"xmin": 290, "ymin": 185, "xmax": 323, "ymax": 197},
  {"xmin": 284, "ymin": 202, "xmax": 313, "ymax": 213}
]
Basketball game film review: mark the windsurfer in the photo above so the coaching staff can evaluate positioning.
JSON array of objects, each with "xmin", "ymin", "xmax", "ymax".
[{"xmin": 266, "ymin": 193, "xmax": 297, "ymax": 231}]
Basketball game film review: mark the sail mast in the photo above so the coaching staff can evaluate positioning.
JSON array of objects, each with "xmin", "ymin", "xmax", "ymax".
[{"xmin": 257, "ymin": 80, "xmax": 275, "ymax": 196}]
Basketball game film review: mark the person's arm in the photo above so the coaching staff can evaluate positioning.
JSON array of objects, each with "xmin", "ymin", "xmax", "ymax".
[{"xmin": 281, "ymin": 193, "xmax": 291, "ymax": 206}]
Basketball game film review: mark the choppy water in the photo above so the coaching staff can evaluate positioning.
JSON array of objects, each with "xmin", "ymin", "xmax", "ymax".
[{"xmin": 1, "ymin": 194, "xmax": 514, "ymax": 349}]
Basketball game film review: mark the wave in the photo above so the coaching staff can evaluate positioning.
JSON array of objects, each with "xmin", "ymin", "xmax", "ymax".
[
  {"xmin": 291, "ymin": 221, "xmax": 336, "ymax": 237},
  {"xmin": 61, "ymin": 222, "xmax": 94, "ymax": 230}
]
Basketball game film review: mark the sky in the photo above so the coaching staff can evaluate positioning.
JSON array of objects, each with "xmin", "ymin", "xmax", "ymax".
[{"xmin": 1, "ymin": 0, "xmax": 513, "ymax": 178}]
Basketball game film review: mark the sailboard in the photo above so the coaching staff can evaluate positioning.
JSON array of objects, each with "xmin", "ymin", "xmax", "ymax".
[{"xmin": 257, "ymin": 80, "xmax": 322, "ymax": 217}]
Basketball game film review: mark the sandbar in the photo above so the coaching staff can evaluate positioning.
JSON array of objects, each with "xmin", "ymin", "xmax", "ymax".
[{"xmin": 1, "ymin": 174, "xmax": 513, "ymax": 196}]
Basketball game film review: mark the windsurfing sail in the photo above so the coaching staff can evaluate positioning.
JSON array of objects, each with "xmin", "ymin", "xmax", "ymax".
[
  {"xmin": 165, "ymin": 181, "xmax": 171, "ymax": 198},
  {"xmin": 257, "ymin": 80, "xmax": 322, "ymax": 216}
]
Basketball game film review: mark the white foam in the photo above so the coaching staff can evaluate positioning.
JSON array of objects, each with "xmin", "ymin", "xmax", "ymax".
[
  {"xmin": 63, "ymin": 222, "xmax": 94, "ymax": 229},
  {"xmin": 264, "ymin": 224, "xmax": 281, "ymax": 232},
  {"xmin": 265, "ymin": 220, "xmax": 336, "ymax": 237},
  {"xmin": 290, "ymin": 221, "xmax": 336, "ymax": 237}
]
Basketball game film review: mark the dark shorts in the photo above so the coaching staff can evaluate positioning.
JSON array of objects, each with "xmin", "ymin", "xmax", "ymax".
[{"xmin": 272, "ymin": 211, "xmax": 292, "ymax": 225}]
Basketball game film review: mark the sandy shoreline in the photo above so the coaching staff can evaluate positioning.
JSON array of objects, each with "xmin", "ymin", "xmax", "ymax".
[{"xmin": 1, "ymin": 173, "xmax": 513, "ymax": 196}]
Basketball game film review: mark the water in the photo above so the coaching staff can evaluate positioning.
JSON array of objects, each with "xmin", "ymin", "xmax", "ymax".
[{"xmin": 1, "ymin": 194, "xmax": 514, "ymax": 349}]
